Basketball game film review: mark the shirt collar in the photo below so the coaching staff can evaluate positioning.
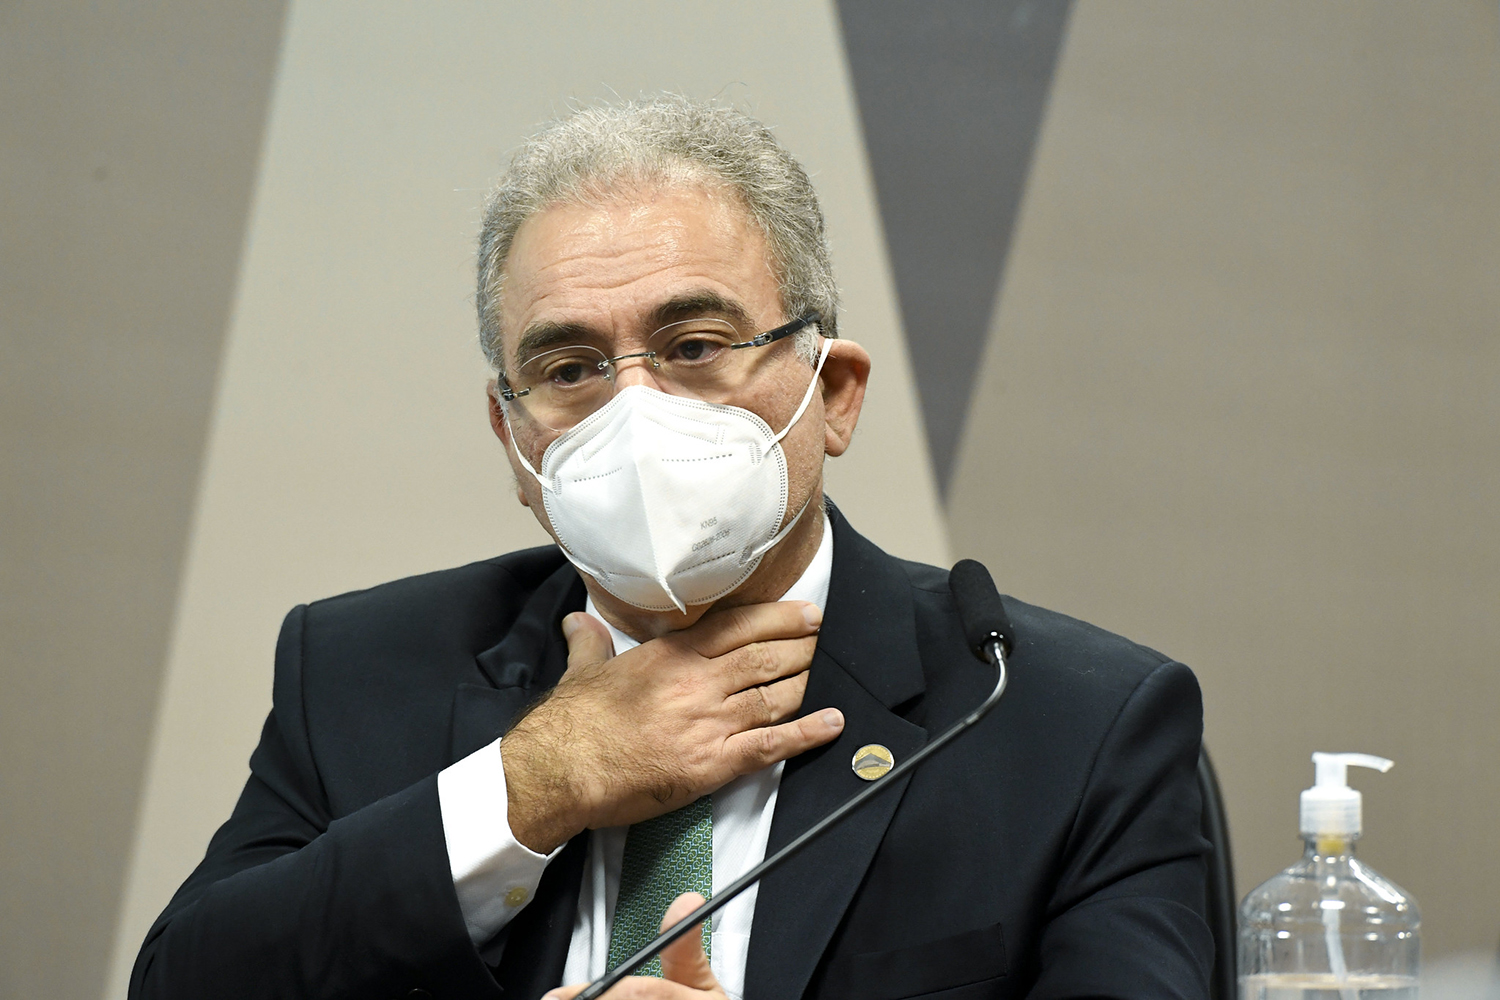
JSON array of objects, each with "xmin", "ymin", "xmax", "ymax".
[{"xmin": 585, "ymin": 513, "xmax": 835, "ymax": 656}]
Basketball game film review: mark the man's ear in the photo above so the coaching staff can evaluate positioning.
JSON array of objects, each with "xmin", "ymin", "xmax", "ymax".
[
  {"xmin": 819, "ymin": 340, "xmax": 871, "ymax": 458},
  {"xmin": 486, "ymin": 381, "xmax": 530, "ymax": 508}
]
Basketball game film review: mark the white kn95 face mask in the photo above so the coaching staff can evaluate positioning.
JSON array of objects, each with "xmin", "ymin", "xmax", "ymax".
[{"xmin": 508, "ymin": 337, "xmax": 832, "ymax": 612}]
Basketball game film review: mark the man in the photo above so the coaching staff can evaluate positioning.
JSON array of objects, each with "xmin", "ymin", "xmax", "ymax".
[{"xmin": 132, "ymin": 97, "xmax": 1211, "ymax": 1000}]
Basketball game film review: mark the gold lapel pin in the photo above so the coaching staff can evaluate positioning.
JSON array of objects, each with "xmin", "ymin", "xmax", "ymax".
[{"xmin": 851, "ymin": 743, "xmax": 894, "ymax": 781}]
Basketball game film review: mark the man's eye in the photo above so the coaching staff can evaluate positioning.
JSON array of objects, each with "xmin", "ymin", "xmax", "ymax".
[
  {"xmin": 545, "ymin": 359, "xmax": 596, "ymax": 385},
  {"xmin": 669, "ymin": 337, "xmax": 725, "ymax": 363}
]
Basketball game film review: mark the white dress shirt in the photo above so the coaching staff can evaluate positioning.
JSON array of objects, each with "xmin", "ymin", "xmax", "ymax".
[{"xmin": 438, "ymin": 519, "xmax": 834, "ymax": 999}]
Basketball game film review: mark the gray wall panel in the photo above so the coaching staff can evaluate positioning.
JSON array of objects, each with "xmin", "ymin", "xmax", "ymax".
[
  {"xmin": 837, "ymin": 0, "xmax": 1073, "ymax": 491},
  {"xmin": 951, "ymin": 0, "xmax": 1500, "ymax": 960},
  {"xmin": 0, "ymin": 1, "xmax": 287, "ymax": 996}
]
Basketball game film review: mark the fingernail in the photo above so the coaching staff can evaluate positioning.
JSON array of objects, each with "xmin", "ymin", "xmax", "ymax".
[
  {"xmin": 822, "ymin": 710, "xmax": 844, "ymax": 730},
  {"xmin": 802, "ymin": 603, "xmax": 823, "ymax": 628},
  {"xmin": 560, "ymin": 613, "xmax": 579, "ymax": 640}
]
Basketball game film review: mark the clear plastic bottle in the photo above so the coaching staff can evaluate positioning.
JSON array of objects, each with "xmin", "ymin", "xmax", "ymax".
[{"xmin": 1238, "ymin": 753, "xmax": 1419, "ymax": 1000}]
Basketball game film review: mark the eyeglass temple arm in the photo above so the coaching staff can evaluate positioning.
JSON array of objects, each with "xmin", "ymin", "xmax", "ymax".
[
  {"xmin": 495, "ymin": 374, "xmax": 526, "ymax": 402},
  {"xmin": 730, "ymin": 313, "xmax": 819, "ymax": 350}
]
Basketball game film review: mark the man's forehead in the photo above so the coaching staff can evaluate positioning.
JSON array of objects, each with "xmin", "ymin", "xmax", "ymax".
[{"xmin": 498, "ymin": 186, "xmax": 781, "ymax": 363}]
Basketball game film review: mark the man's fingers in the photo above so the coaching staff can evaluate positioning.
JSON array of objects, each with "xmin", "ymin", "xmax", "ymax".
[
  {"xmin": 561, "ymin": 612, "xmax": 615, "ymax": 672},
  {"xmin": 723, "ymin": 708, "xmax": 844, "ymax": 772},
  {"xmin": 658, "ymin": 892, "xmax": 720, "ymax": 993},
  {"xmin": 681, "ymin": 601, "xmax": 821, "ymax": 659},
  {"xmin": 540, "ymin": 896, "xmax": 723, "ymax": 1000},
  {"xmin": 718, "ymin": 636, "xmax": 817, "ymax": 693},
  {"xmin": 539, "ymin": 893, "xmax": 730, "ymax": 999},
  {"xmin": 723, "ymin": 672, "xmax": 809, "ymax": 728}
]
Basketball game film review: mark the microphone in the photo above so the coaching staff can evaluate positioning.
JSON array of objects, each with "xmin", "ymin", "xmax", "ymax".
[
  {"xmin": 575, "ymin": 560, "xmax": 1013, "ymax": 999},
  {"xmin": 949, "ymin": 558, "xmax": 1015, "ymax": 662}
]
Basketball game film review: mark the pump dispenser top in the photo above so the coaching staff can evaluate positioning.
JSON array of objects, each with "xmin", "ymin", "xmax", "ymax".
[{"xmin": 1299, "ymin": 752, "xmax": 1393, "ymax": 838}]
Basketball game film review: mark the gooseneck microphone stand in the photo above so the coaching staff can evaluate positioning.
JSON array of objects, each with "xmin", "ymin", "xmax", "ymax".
[{"xmin": 575, "ymin": 559, "xmax": 1015, "ymax": 1000}]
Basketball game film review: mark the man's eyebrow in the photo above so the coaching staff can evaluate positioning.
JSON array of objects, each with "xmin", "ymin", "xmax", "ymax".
[
  {"xmin": 646, "ymin": 291, "xmax": 755, "ymax": 333},
  {"xmin": 513, "ymin": 321, "xmax": 598, "ymax": 367},
  {"xmin": 511, "ymin": 291, "xmax": 758, "ymax": 366}
]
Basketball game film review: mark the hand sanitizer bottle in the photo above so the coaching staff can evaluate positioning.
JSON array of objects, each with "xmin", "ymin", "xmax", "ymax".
[{"xmin": 1238, "ymin": 753, "xmax": 1419, "ymax": 1000}]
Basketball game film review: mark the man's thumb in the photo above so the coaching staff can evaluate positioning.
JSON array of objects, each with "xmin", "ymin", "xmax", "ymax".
[
  {"xmin": 561, "ymin": 611, "xmax": 613, "ymax": 669},
  {"xmin": 658, "ymin": 892, "xmax": 719, "ymax": 993}
]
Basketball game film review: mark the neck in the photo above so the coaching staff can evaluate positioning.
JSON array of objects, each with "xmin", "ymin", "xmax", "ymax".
[{"xmin": 586, "ymin": 491, "xmax": 827, "ymax": 642}]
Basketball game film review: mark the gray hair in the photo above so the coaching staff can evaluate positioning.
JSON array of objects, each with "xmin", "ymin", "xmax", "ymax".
[{"xmin": 476, "ymin": 95, "xmax": 838, "ymax": 373}]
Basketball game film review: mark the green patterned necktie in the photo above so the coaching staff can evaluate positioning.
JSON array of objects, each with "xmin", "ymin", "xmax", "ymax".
[{"xmin": 606, "ymin": 796, "xmax": 713, "ymax": 977}]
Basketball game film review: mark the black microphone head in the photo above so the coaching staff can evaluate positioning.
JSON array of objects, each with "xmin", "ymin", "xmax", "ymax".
[{"xmin": 949, "ymin": 559, "xmax": 1014, "ymax": 661}]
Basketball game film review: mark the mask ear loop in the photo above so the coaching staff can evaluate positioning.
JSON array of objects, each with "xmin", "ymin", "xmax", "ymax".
[
  {"xmin": 770, "ymin": 335, "xmax": 834, "ymax": 447},
  {"xmin": 739, "ymin": 335, "xmax": 835, "ymax": 567},
  {"xmin": 499, "ymin": 394, "xmax": 549, "ymax": 489},
  {"xmin": 499, "ymin": 395, "xmax": 618, "ymax": 596}
]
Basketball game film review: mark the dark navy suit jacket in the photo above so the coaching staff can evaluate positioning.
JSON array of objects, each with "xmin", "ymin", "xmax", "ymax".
[{"xmin": 131, "ymin": 507, "xmax": 1213, "ymax": 999}]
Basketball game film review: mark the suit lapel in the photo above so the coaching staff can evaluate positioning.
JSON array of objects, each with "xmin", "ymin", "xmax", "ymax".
[
  {"xmin": 744, "ymin": 509, "xmax": 929, "ymax": 1000},
  {"xmin": 449, "ymin": 683, "xmax": 534, "ymax": 763},
  {"xmin": 449, "ymin": 561, "xmax": 585, "ymax": 762}
]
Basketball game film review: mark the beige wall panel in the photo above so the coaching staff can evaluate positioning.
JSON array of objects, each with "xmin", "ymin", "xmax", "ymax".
[
  {"xmin": 105, "ymin": 2, "xmax": 945, "ymax": 993},
  {"xmin": 950, "ymin": 1, "xmax": 1500, "ymax": 960},
  {"xmin": 0, "ymin": 2, "xmax": 286, "ymax": 997}
]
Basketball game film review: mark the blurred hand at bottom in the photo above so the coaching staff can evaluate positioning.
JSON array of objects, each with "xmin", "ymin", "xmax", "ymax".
[{"xmin": 544, "ymin": 893, "xmax": 725, "ymax": 1000}]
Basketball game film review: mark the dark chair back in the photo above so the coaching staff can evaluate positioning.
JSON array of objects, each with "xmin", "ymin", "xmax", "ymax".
[{"xmin": 1200, "ymin": 748, "xmax": 1237, "ymax": 1000}]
